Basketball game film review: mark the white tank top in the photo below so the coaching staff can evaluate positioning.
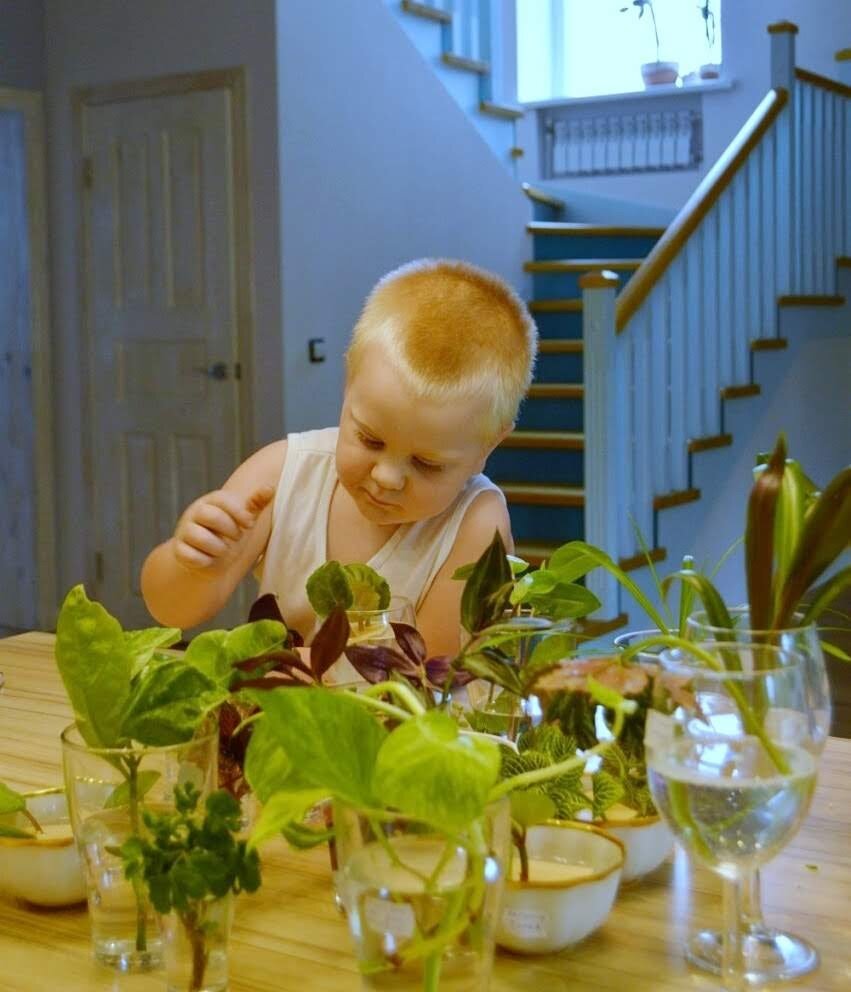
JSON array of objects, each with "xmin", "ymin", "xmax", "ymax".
[{"xmin": 257, "ymin": 427, "xmax": 502, "ymax": 643}]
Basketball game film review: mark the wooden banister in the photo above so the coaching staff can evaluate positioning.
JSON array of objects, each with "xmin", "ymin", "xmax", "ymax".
[
  {"xmin": 794, "ymin": 67, "xmax": 851, "ymax": 99},
  {"xmin": 615, "ymin": 88, "xmax": 789, "ymax": 332}
]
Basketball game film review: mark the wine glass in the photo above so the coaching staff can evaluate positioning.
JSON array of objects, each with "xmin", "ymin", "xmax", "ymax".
[
  {"xmin": 684, "ymin": 609, "xmax": 830, "ymax": 981},
  {"xmin": 647, "ymin": 641, "xmax": 821, "ymax": 992}
]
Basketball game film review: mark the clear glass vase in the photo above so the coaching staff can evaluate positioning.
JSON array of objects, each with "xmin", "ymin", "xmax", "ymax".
[
  {"xmin": 683, "ymin": 610, "xmax": 831, "ymax": 982},
  {"xmin": 61, "ymin": 724, "xmax": 218, "ymax": 972},
  {"xmin": 334, "ymin": 798, "xmax": 510, "ymax": 991},
  {"xmin": 160, "ymin": 893, "xmax": 234, "ymax": 992}
]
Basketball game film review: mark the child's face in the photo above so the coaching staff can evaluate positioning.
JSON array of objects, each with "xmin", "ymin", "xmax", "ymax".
[{"xmin": 337, "ymin": 347, "xmax": 497, "ymax": 526}]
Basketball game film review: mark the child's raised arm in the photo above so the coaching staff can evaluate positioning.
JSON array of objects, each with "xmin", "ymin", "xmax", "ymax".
[
  {"xmin": 140, "ymin": 441, "xmax": 287, "ymax": 628},
  {"xmin": 414, "ymin": 489, "xmax": 514, "ymax": 658}
]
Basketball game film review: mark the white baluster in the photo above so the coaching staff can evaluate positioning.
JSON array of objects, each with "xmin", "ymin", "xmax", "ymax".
[
  {"xmin": 648, "ymin": 286, "xmax": 670, "ymax": 499},
  {"xmin": 803, "ymin": 84, "xmax": 815, "ymax": 292},
  {"xmin": 701, "ymin": 213, "xmax": 720, "ymax": 434},
  {"xmin": 793, "ymin": 82, "xmax": 804, "ymax": 290},
  {"xmin": 580, "ymin": 270, "xmax": 622, "ymax": 617},
  {"xmin": 746, "ymin": 156, "xmax": 764, "ymax": 337},
  {"xmin": 814, "ymin": 88, "xmax": 826, "ymax": 293},
  {"xmin": 732, "ymin": 168, "xmax": 752, "ymax": 367},
  {"xmin": 631, "ymin": 309, "xmax": 655, "ymax": 551},
  {"xmin": 718, "ymin": 185, "xmax": 735, "ymax": 387},
  {"xmin": 668, "ymin": 257, "xmax": 689, "ymax": 493},
  {"xmin": 760, "ymin": 136, "xmax": 777, "ymax": 339},
  {"xmin": 825, "ymin": 93, "xmax": 836, "ymax": 292},
  {"xmin": 683, "ymin": 238, "xmax": 704, "ymax": 443}
]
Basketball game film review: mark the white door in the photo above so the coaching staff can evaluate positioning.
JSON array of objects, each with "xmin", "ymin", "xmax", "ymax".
[
  {"xmin": 83, "ymin": 87, "xmax": 243, "ymax": 629},
  {"xmin": 0, "ymin": 107, "xmax": 36, "ymax": 630}
]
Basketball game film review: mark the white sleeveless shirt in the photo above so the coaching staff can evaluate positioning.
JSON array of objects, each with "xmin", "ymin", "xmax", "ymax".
[{"xmin": 257, "ymin": 427, "xmax": 502, "ymax": 643}]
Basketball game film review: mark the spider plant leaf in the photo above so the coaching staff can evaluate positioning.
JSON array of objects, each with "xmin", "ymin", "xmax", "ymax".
[
  {"xmin": 745, "ymin": 435, "xmax": 786, "ymax": 631},
  {"xmin": 767, "ymin": 457, "xmax": 816, "ymax": 604},
  {"xmin": 799, "ymin": 566, "xmax": 851, "ymax": 628},
  {"xmin": 553, "ymin": 541, "xmax": 668, "ymax": 631},
  {"xmin": 821, "ymin": 640, "xmax": 850, "ymax": 663},
  {"xmin": 661, "ymin": 570, "xmax": 733, "ymax": 633},
  {"xmin": 774, "ymin": 465, "xmax": 851, "ymax": 628}
]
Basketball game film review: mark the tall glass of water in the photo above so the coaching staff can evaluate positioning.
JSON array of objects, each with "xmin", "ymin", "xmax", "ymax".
[{"xmin": 646, "ymin": 642, "xmax": 821, "ymax": 992}]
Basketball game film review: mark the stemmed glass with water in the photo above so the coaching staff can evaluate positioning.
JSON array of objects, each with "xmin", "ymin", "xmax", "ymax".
[{"xmin": 646, "ymin": 641, "xmax": 822, "ymax": 992}]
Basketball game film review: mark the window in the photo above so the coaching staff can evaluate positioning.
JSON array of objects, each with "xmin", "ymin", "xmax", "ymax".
[{"xmin": 517, "ymin": 0, "xmax": 723, "ymax": 102}]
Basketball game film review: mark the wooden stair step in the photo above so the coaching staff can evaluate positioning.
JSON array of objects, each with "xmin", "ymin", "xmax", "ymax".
[
  {"xmin": 502, "ymin": 430, "xmax": 584, "ymax": 450},
  {"xmin": 540, "ymin": 339, "xmax": 583, "ymax": 354},
  {"xmin": 500, "ymin": 483, "xmax": 584, "ymax": 507},
  {"xmin": 574, "ymin": 613, "xmax": 629, "ymax": 637},
  {"xmin": 529, "ymin": 298, "xmax": 583, "ymax": 313},
  {"xmin": 527, "ymin": 383, "xmax": 584, "ymax": 400},
  {"xmin": 515, "ymin": 541, "xmax": 666, "ymax": 572},
  {"xmin": 400, "ymin": 0, "xmax": 451, "ymax": 23},
  {"xmin": 777, "ymin": 294, "xmax": 845, "ymax": 307},
  {"xmin": 480, "ymin": 100, "xmax": 524, "ymax": 121},
  {"xmin": 521, "ymin": 184, "xmax": 565, "ymax": 211},
  {"xmin": 751, "ymin": 337, "xmax": 788, "ymax": 351},
  {"xmin": 837, "ymin": 256, "xmax": 851, "ymax": 268},
  {"xmin": 721, "ymin": 384, "xmax": 761, "ymax": 400},
  {"xmin": 688, "ymin": 434, "xmax": 732, "ymax": 454},
  {"xmin": 528, "ymin": 221, "xmax": 666, "ymax": 238},
  {"xmin": 525, "ymin": 258, "xmax": 643, "ymax": 273},
  {"xmin": 653, "ymin": 487, "xmax": 701, "ymax": 511},
  {"xmin": 441, "ymin": 52, "xmax": 490, "ymax": 75}
]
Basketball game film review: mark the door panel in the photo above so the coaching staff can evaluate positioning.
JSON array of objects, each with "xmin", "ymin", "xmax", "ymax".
[
  {"xmin": 84, "ymin": 88, "xmax": 242, "ymax": 628},
  {"xmin": 0, "ymin": 108, "xmax": 36, "ymax": 629}
]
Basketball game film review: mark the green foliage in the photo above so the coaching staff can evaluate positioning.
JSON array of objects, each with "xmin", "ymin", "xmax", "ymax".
[
  {"xmin": 501, "ymin": 725, "xmax": 590, "ymax": 823},
  {"xmin": 0, "ymin": 781, "xmax": 39, "ymax": 839},
  {"xmin": 373, "ymin": 710, "xmax": 501, "ymax": 833},
  {"xmin": 185, "ymin": 621, "xmax": 288, "ymax": 687},
  {"xmin": 117, "ymin": 783, "xmax": 261, "ymax": 916},
  {"xmin": 305, "ymin": 561, "xmax": 390, "ymax": 618}
]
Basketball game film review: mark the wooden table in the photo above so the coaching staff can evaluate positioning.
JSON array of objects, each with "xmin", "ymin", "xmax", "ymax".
[{"xmin": 1, "ymin": 632, "xmax": 849, "ymax": 991}]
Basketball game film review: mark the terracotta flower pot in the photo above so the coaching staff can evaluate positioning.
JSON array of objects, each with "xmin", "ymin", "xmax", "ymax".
[{"xmin": 641, "ymin": 61, "xmax": 679, "ymax": 86}]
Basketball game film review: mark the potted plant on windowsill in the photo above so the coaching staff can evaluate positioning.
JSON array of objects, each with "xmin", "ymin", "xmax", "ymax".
[
  {"xmin": 621, "ymin": 0, "xmax": 679, "ymax": 86},
  {"xmin": 698, "ymin": 0, "xmax": 722, "ymax": 79}
]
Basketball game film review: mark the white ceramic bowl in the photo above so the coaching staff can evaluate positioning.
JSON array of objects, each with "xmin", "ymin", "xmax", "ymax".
[
  {"xmin": 596, "ymin": 809, "xmax": 673, "ymax": 882},
  {"xmin": 496, "ymin": 822, "xmax": 624, "ymax": 954},
  {"xmin": 0, "ymin": 790, "xmax": 86, "ymax": 907}
]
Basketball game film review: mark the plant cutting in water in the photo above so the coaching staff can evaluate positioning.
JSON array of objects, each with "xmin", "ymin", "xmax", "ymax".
[
  {"xmin": 244, "ymin": 673, "xmax": 636, "ymax": 991},
  {"xmin": 115, "ymin": 783, "xmax": 260, "ymax": 992},
  {"xmin": 658, "ymin": 434, "xmax": 851, "ymax": 658},
  {"xmin": 54, "ymin": 585, "xmax": 286, "ymax": 953},
  {"xmin": 0, "ymin": 782, "xmax": 43, "ymax": 838}
]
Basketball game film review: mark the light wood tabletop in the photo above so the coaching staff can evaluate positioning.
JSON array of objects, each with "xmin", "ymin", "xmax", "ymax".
[{"xmin": 1, "ymin": 632, "xmax": 849, "ymax": 991}]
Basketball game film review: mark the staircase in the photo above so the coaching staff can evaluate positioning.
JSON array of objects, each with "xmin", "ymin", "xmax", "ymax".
[
  {"xmin": 388, "ymin": 0, "xmax": 522, "ymax": 170},
  {"xmin": 486, "ymin": 203, "xmax": 666, "ymax": 586}
]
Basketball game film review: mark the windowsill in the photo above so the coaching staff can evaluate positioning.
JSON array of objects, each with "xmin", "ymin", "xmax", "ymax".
[{"xmin": 522, "ymin": 77, "xmax": 734, "ymax": 109}]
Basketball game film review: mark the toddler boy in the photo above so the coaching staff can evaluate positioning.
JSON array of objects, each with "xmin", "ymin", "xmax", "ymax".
[{"xmin": 141, "ymin": 259, "xmax": 537, "ymax": 655}]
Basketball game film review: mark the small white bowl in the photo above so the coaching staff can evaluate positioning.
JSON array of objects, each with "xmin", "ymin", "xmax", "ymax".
[
  {"xmin": 0, "ymin": 789, "xmax": 86, "ymax": 907},
  {"xmin": 595, "ymin": 807, "xmax": 673, "ymax": 882},
  {"xmin": 496, "ymin": 822, "xmax": 623, "ymax": 954}
]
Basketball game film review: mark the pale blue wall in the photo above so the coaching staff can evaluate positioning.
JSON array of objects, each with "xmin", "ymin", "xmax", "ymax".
[
  {"xmin": 0, "ymin": 0, "xmax": 44, "ymax": 89},
  {"xmin": 276, "ymin": 0, "xmax": 530, "ymax": 431}
]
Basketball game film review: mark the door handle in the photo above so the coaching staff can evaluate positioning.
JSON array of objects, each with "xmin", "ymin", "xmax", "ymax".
[{"xmin": 194, "ymin": 361, "xmax": 230, "ymax": 380}]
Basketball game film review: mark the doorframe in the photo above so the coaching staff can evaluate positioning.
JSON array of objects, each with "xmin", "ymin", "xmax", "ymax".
[
  {"xmin": 0, "ymin": 88, "xmax": 57, "ymax": 629},
  {"xmin": 73, "ymin": 68, "xmax": 255, "ymax": 602}
]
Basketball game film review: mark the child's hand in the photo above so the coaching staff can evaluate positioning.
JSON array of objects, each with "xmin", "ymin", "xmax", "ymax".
[{"xmin": 172, "ymin": 486, "xmax": 275, "ymax": 571}]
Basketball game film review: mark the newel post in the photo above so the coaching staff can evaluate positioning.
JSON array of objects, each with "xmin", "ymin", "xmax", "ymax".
[
  {"xmin": 768, "ymin": 21, "xmax": 798, "ymax": 293},
  {"xmin": 580, "ymin": 270, "xmax": 621, "ymax": 620}
]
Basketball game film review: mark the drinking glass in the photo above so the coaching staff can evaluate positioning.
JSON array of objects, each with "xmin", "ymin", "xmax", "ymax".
[
  {"xmin": 326, "ymin": 596, "xmax": 417, "ymax": 685},
  {"xmin": 334, "ymin": 798, "xmax": 510, "ymax": 991},
  {"xmin": 684, "ymin": 610, "xmax": 830, "ymax": 981},
  {"xmin": 647, "ymin": 642, "xmax": 821, "ymax": 991},
  {"xmin": 61, "ymin": 725, "xmax": 218, "ymax": 972}
]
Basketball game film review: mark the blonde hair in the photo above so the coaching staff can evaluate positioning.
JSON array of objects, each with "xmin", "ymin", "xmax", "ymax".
[{"xmin": 346, "ymin": 259, "xmax": 538, "ymax": 439}]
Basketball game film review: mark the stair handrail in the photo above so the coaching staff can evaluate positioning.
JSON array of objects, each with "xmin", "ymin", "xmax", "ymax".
[
  {"xmin": 614, "ymin": 88, "xmax": 788, "ymax": 332},
  {"xmin": 581, "ymin": 20, "xmax": 850, "ymax": 619}
]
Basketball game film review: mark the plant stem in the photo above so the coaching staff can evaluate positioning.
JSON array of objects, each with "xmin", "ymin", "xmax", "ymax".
[
  {"xmin": 182, "ymin": 907, "xmax": 208, "ymax": 992},
  {"xmin": 124, "ymin": 756, "xmax": 148, "ymax": 954},
  {"xmin": 360, "ymin": 681, "xmax": 425, "ymax": 717},
  {"xmin": 512, "ymin": 827, "xmax": 529, "ymax": 883},
  {"xmin": 22, "ymin": 808, "xmax": 43, "ymax": 834},
  {"xmin": 353, "ymin": 693, "xmax": 413, "ymax": 724},
  {"xmin": 422, "ymin": 951, "xmax": 443, "ymax": 992}
]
